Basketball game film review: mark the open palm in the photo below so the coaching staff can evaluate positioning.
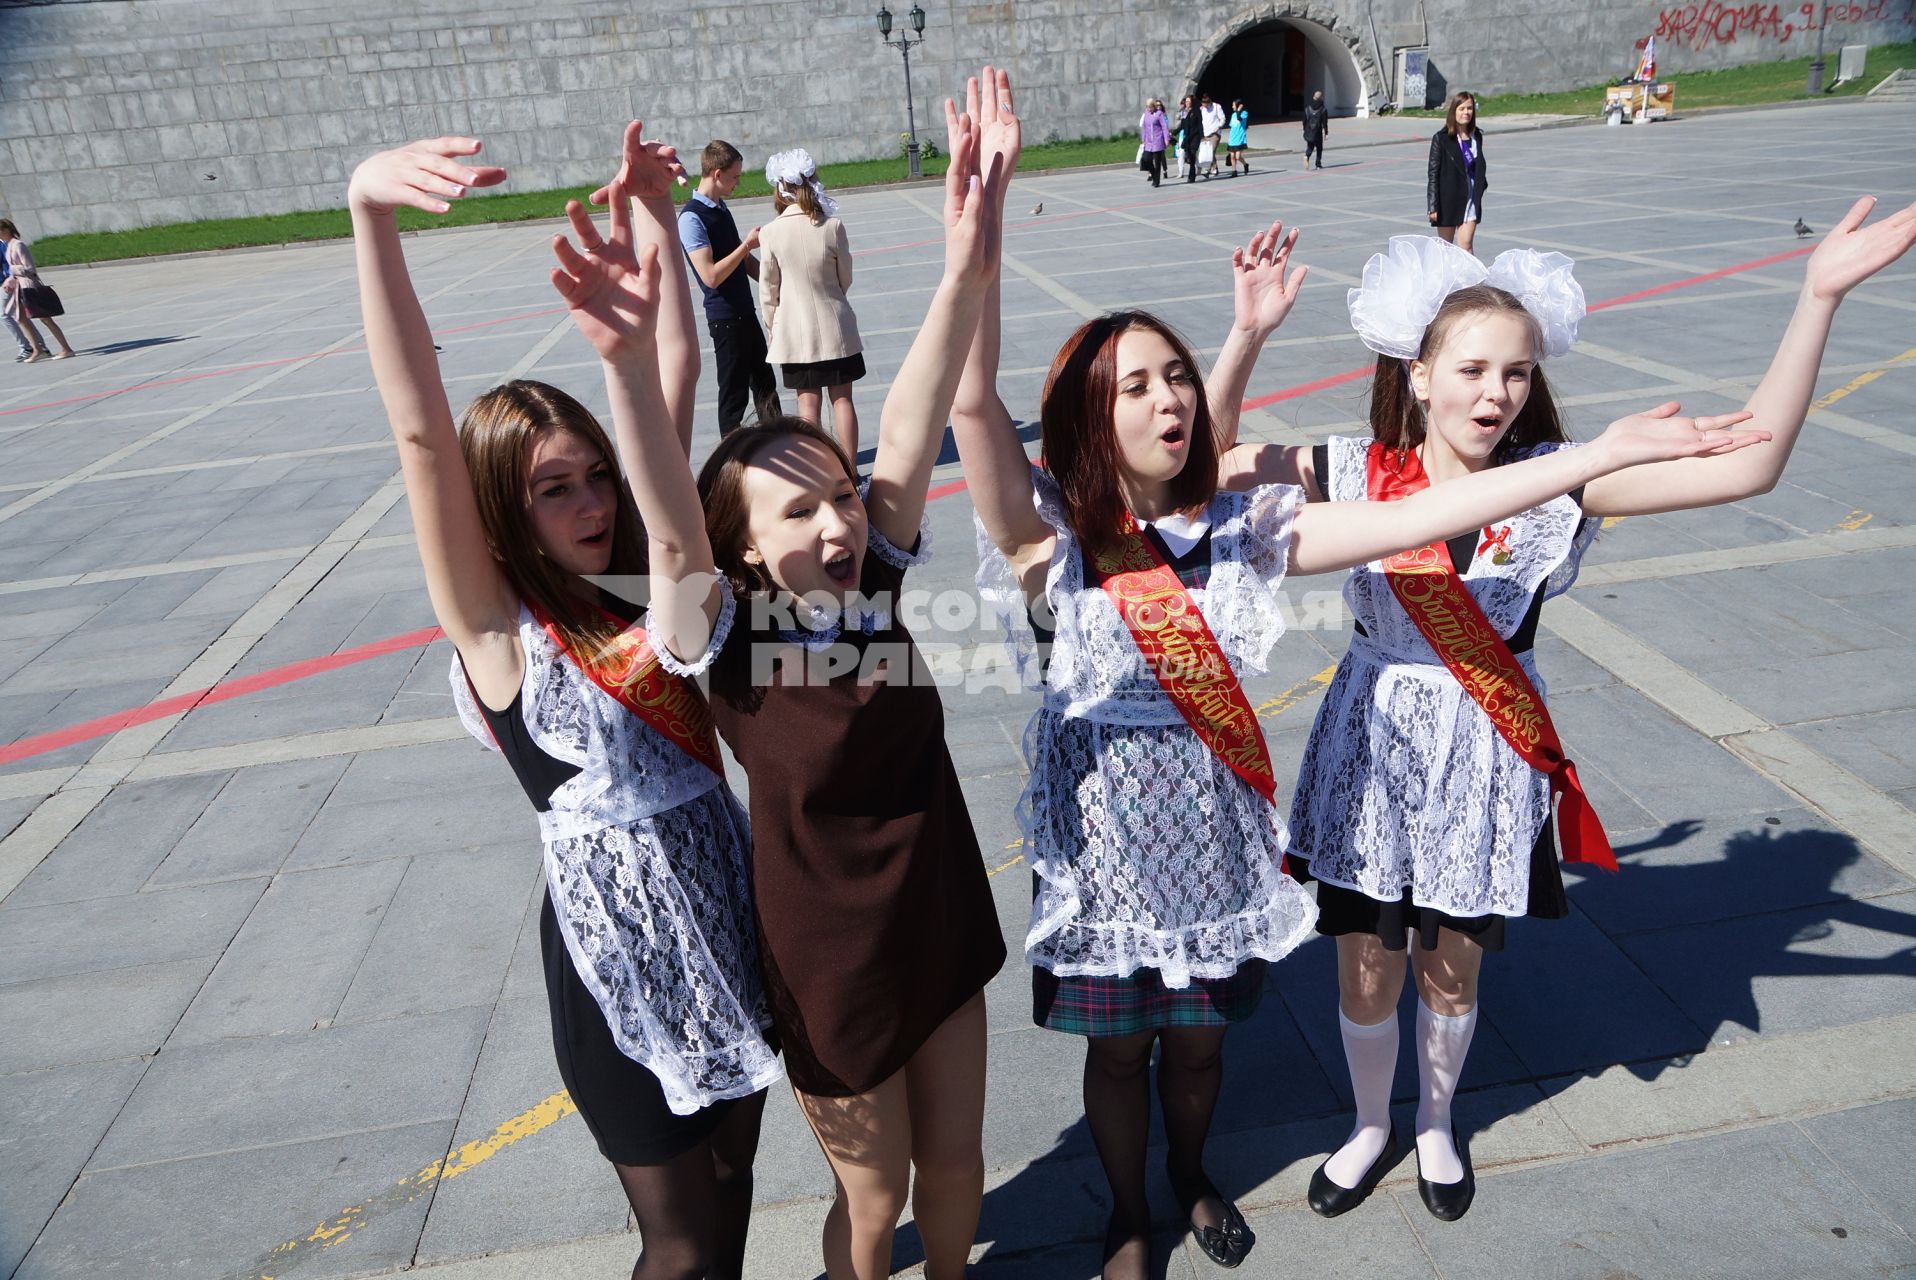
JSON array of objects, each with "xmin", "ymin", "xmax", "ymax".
[
  {"xmin": 970, "ymin": 65, "xmax": 1022, "ymax": 187},
  {"xmin": 1232, "ymin": 218, "xmax": 1307, "ymax": 332},
  {"xmin": 1806, "ymin": 195, "xmax": 1916, "ymax": 301},
  {"xmin": 549, "ymin": 196, "xmax": 661, "ymax": 361}
]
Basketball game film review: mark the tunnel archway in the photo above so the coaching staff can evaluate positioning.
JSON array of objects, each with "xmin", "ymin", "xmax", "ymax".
[{"xmin": 1192, "ymin": 8, "xmax": 1379, "ymax": 121}]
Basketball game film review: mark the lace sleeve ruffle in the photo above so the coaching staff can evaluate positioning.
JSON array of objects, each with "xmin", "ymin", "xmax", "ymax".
[
  {"xmin": 646, "ymin": 575, "xmax": 736, "ymax": 678},
  {"xmin": 1206, "ymin": 481, "xmax": 1304, "ymax": 675},
  {"xmin": 447, "ymin": 654, "xmax": 503, "ymax": 753},
  {"xmin": 859, "ymin": 477, "xmax": 934, "ymax": 568},
  {"xmin": 975, "ymin": 465, "xmax": 1074, "ymax": 690}
]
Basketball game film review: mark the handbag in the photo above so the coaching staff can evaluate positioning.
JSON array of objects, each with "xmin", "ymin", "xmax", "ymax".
[
  {"xmin": 21, "ymin": 284, "xmax": 63, "ymax": 318},
  {"xmin": 1196, "ymin": 138, "xmax": 1217, "ymax": 167}
]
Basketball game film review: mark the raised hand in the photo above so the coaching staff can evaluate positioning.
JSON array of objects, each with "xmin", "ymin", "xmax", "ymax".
[
  {"xmin": 1804, "ymin": 195, "xmax": 1916, "ymax": 302},
  {"xmin": 548, "ymin": 193, "xmax": 662, "ymax": 362},
  {"xmin": 969, "ymin": 64, "xmax": 1021, "ymax": 189},
  {"xmin": 939, "ymin": 106, "xmax": 991, "ymax": 284},
  {"xmin": 1595, "ymin": 401, "xmax": 1770, "ymax": 468},
  {"xmin": 1231, "ymin": 218, "xmax": 1308, "ymax": 334},
  {"xmin": 586, "ymin": 120, "xmax": 688, "ymax": 207},
  {"xmin": 348, "ymin": 137, "xmax": 506, "ymax": 216}
]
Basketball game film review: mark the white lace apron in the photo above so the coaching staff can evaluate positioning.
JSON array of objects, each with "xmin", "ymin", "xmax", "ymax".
[
  {"xmin": 1288, "ymin": 436, "xmax": 1600, "ymax": 918},
  {"xmin": 977, "ymin": 467, "xmax": 1319, "ymax": 988},
  {"xmin": 449, "ymin": 586, "xmax": 783, "ymax": 1115}
]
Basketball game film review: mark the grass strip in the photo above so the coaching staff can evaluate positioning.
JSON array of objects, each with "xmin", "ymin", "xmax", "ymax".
[
  {"xmin": 1400, "ymin": 39, "xmax": 1913, "ymax": 117},
  {"xmin": 35, "ymin": 133, "xmax": 1137, "ymax": 267}
]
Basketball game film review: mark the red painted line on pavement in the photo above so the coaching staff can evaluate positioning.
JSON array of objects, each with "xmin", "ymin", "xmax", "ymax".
[
  {"xmin": 1587, "ymin": 245, "xmax": 1814, "ymax": 311},
  {"xmin": 0, "ymin": 625, "xmax": 443, "ymax": 767},
  {"xmin": 0, "ymin": 240, "xmax": 1820, "ymax": 766}
]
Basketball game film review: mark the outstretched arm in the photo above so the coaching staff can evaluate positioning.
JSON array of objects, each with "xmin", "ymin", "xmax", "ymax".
[
  {"xmin": 1289, "ymin": 405, "xmax": 1769, "ymax": 576},
  {"xmin": 950, "ymin": 66, "xmax": 1055, "ymax": 597},
  {"xmin": 1582, "ymin": 196, "xmax": 1916, "ymax": 517},
  {"xmin": 348, "ymin": 137, "xmax": 519, "ymax": 702},
  {"xmin": 590, "ymin": 123, "xmax": 698, "ymax": 456},
  {"xmin": 1206, "ymin": 217, "xmax": 1307, "ymax": 452},
  {"xmin": 863, "ymin": 76, "xmax": 997, "ymax": 552},
  {"xmin": 550, "ymin": 148, "xmax": 720, "ymax": 665}
]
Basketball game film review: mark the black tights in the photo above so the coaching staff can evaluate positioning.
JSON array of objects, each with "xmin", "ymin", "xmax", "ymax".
[
  {"xmin": 1082, "ymin": 1027, "xmax": 1229, "ymax": 1279},
  {"xmin": 613, "ymin": 1089, "xmax": 768, "ymax": 1280}
]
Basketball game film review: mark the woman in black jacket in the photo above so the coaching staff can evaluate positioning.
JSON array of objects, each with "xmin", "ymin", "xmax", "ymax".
[
  {"xmin": 1179, "ymin": 95, "xmax": 1204, "ymax": 184},
  {"xmin": 1426, "ymin": 91, "xmax": 1486, "ymax": 254}
]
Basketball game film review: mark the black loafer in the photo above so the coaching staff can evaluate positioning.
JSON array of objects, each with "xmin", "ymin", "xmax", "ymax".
[
  {"xmin": 1415, "ymin": 1125, "xmax": 1476, "ymax": 1221},
  {"xmin": 1170, "ymin": 1170, "xmax": 1255, "ymax": 1268},
  {"xmin": 1307, "ymin": 1127, "xmax": 1400, "ymax": 1218}
]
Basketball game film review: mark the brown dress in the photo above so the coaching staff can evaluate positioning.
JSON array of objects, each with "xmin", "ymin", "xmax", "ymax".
[{"xmin": 710, "ymin": 547, "xmax": 1006, "ymax": 1096}]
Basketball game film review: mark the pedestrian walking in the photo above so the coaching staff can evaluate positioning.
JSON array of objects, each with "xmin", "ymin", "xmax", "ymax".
[
  {"xmin": 1139, "ymin": 98, "xmax": 1170, "ymax": 188},
  {"xmin": 0, "ymin": 219, "xmax": 75, "ymax": 361},
  {"xmin": 1225, "ymin": 99, "xmax": 1251, "ymax": 176},
  {"xmin": 1178, "ymin": 96, "xmax": 1203, "ymax": 184},
  {"xmin": 1302, "ymin": 90, "xmax": 1330, "ymax": 170},
  {"xmin": 1199, "ymin": 94, "xmax": 1226, "ymax": 178},
  {"xmin": 679, "ymin": 141, "xmax": 781, "ymax": 435},
  {"xmin": 1428, "ymin": 92, "xmax": 1487, "ymax": 254}
]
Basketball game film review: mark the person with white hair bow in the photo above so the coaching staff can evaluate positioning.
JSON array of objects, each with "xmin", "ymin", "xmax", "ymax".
[
  {"xmin": 757, "ymin": 147, "xmax": 867, "ymax": 460},
  {"xmin": 1207, "ymin": 202, "xmax": 1916, "ymax": 1224}
]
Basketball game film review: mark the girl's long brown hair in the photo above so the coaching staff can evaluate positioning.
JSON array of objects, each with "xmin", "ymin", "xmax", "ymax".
[
  {"xmin": 1443, "ymin": 91, "xmax": 1480, "ymax": 137},
  {"xmin": 1367, "ymin": 285, "xmax": 1567, "ymax": 457},
  {"xmin": 1041, "ymin": 311, "xmax": 1219, "ymax": 555},
  {"xmin": 458, "ymin": 380, "xmax": 647, "ymax": 665}
]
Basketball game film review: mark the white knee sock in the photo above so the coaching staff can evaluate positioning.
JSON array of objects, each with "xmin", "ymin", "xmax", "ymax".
[
  {"xmin": 1323, "ymin": 1007, "xmax": 1398, "ymax": 1189},
  {"xmin": 1413, "ymin": 1000, "xmax": 1478, "ymax": 1185}
]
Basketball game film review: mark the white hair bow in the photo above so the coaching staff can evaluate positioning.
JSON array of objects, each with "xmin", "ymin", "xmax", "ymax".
[
  {"xmin": 763, "ymin": 147, "xmax": 838, "ymax": 217},
  {"xmin": 1347, "ymin": 235, "xmax": 1585, "ymax": 360}
]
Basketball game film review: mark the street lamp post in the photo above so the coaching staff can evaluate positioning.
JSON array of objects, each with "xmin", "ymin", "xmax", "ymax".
[
  {"xmin": 1808, "ymin": 3, "xmax": 1828, "ymax": 94},
  {"xmin": 877, "ymin": 4, "xmax": 928, "ymax": 178}
]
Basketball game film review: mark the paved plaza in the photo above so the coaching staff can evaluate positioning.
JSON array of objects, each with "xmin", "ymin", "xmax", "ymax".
[{"xmin": 3, "ymin": 98, "xmax": 1916, "ymax": 1279}]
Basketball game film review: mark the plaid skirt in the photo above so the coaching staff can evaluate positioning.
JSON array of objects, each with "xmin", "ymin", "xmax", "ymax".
[{"xmin": 1033, "ymin": 958, "xmax": 1267, "ymax": 1037}]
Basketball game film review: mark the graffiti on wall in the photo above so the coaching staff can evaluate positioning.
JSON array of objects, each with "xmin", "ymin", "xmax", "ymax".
[{"xmin": 1653, "ymin": 0, "xmax": 1916, "ymax": 48}]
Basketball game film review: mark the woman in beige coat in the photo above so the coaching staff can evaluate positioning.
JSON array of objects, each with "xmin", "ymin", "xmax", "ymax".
[
  {"xmin": 1, "ymin": 220, "xmax": 75, "ymax": 361},
  {"xmin": 758, "ymin": 149, "xmax": 866, "ymax": 459}
]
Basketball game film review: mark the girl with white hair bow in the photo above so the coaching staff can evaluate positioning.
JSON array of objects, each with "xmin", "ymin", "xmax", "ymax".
[
  {"xmin": 1210, "ymin": 201, "xmax": 1916, "ymax": 1224},
  {"xmin": 758, "ymin": 147, "xmax": 868, "ymax": 459}
]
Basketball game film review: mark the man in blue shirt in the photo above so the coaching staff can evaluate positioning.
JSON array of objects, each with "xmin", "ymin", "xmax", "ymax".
[{"xmin": 677, "ymin": 140, "xmax": 780, "ymax": 436}]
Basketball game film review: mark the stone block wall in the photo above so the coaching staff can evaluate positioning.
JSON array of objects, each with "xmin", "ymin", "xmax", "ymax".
[{"xmin": 0, "ymin": 0, "xmax": 1910, "ymax": 237}]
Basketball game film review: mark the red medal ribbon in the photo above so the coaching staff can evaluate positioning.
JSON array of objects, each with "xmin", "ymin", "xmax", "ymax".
[
  {"xmin": 1366, "ymin": 444, "xmax": 1616, "ymax": 872},
  {"xmin": 531, "ymin": 603, "xmax": 726, "ymax": 779},
  {"xmin": 1477, "ymin": 524, "xmax": 1513, "ymax": 558},
  {"xmin": 1095, "ymin": 513, "xmax": 1286, "ymax": 866}
]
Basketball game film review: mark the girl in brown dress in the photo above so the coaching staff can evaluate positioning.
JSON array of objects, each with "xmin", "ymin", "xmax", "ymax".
[{"xmin": 592, "ymin": 81, "xmax": 1011, "ymax": 1280}]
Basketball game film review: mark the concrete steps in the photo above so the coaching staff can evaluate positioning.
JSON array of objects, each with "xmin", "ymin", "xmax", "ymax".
[{"xmin": 1867, "ymin": 67, "xmax": 1915, "ymax": 99}]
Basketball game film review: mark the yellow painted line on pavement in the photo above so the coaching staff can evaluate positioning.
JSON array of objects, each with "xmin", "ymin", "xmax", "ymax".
[
  {"xmin": 1813, "ymin": 346, "xmax": 1916, "ymax": 410},
  {"xmin": 1833, "ymin": 508, "xmax": 1873, "ymax": 532},
  {"xmin": 1255, "ymin": 664, "xmax": 1337, "ymax": 719},
  {"xmin": 1602, "ymin": 516, "xmax": 1627, "ymax": 530},
  {"xmin": 249, "ymin": 1091, "xmax": 578, "ymax": 1279}
]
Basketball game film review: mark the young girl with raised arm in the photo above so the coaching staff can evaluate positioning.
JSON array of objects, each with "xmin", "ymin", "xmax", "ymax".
[
  {"xmin": 950, "ymin": 81, "xmax": 1775, "ymax": 1275},
  {"xmin": 1209, "ymin": 202, "xmax": 1916, "ymax": 1224},
  {"xmin": 349, "ymin": 127, "xmax": 781, "ymax": 1280},
  {"xmin": 550, "ymin": 96, "xmax": 1007, "ymax": 1280}
]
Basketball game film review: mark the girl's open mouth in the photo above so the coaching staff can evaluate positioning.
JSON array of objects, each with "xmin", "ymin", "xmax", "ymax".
[{"xmin": 824, "ymin": 549, "xmax": 856, "ymax": 585}]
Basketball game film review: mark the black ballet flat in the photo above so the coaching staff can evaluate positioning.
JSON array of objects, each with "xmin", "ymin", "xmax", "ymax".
[
  {"xmin": 1169, "ymin": 1169, "xmax": 1254, "ymax": 1268},
  {"xmin": 1307, "ymin": 1127, "xmax": 1400, "ymax": 1218},
  {"xmin": 1415, "ymin": 1124, "xmax": 1476, "ymax": 1222}
]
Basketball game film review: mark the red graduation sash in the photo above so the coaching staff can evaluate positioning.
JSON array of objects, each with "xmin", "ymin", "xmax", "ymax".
[
  {"xmin": 1365, "ymin": 443, "xmax": 1616, "ymax": 871},
  {"xmin": 1095, "ymin": 514, "xmax": 1284, "ymax": 852},
  {"xmin": 532, "ymin": 603, "xmax": 726, "ymax": 779}
]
